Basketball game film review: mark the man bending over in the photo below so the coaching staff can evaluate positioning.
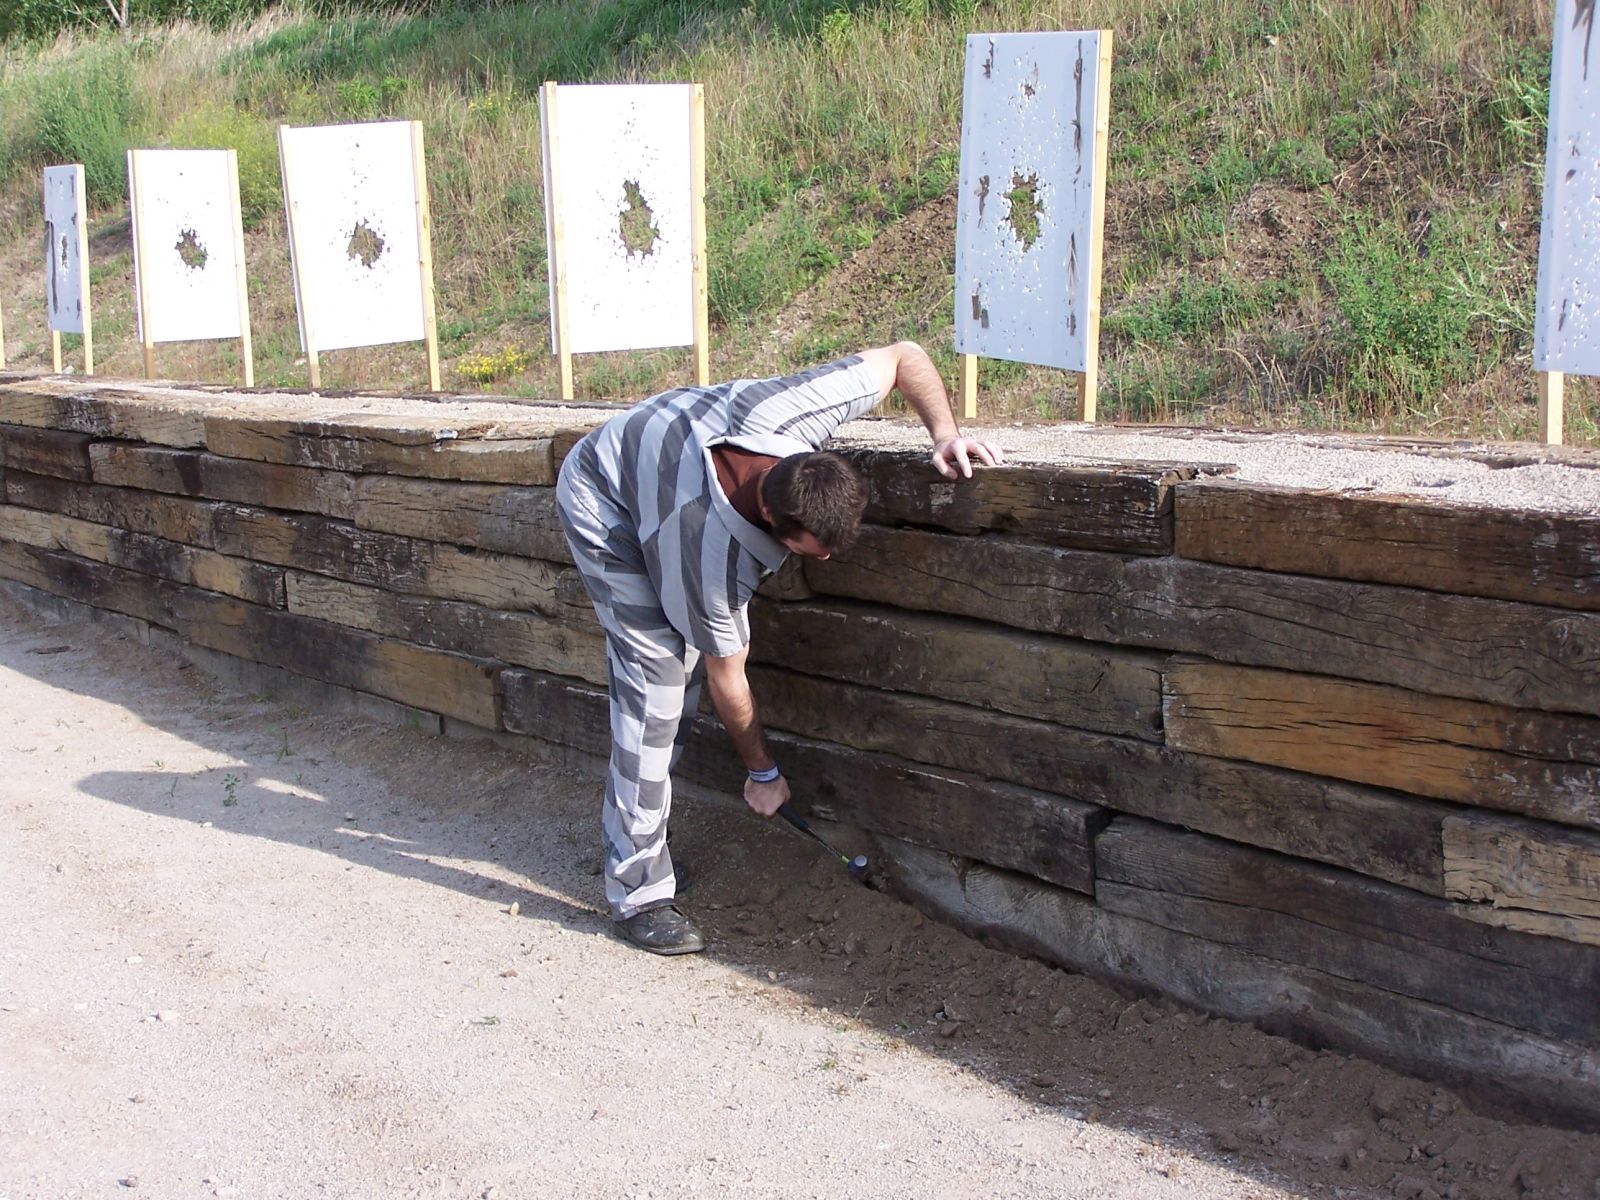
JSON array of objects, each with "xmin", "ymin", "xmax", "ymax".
[{"xmin": 556, "ymin": 342, "xmax": 1003, "ymax": 954}]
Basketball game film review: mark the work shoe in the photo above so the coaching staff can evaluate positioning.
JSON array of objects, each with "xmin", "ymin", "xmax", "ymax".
[{"xmin": 615, "ymin": 905, "xmax": 706, "ymax": 955}]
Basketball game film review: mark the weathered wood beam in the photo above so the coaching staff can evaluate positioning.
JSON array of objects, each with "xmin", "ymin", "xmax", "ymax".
[
  {"xmin": 7, "ymin": 472, "xmax": 584, "ymax": 615},
  {"xmin": 805, "ymin": 525, "xmax": 1600, "ymax": 718},
  {"xmin": 1176, "ymin": 478, "xmax": 1600, "ymax": 611},
  {"xmin": 749, "ymin": 598, "xmax": 1164, "ymax": 740},
  {"xmin": 352, "ymin": 474, "xmax": 570, "ymax": 563},
  {"xmin": 741, "ymin": 664, "xmax": 1450, "ymax": 894},
  {"xmin": 1164, "ymin": 659, "xmax": 1600, "ymax": 829},
  {"xmin": 89, "ymin": 442, "xmax": 356, "ymax": 520},
  {"xmin": 0, "ymin": 506, "xmax": 283, "ymax": 607},
  {"xmin": 838, "ymin": 447, "xmax": 1208, "ymax": 554},
  {"xmin": 285, "ymin": 572, "xmax": 606, "ymax": 685},
  {"xmin": 202, "ymin": 413, "xmax": 559, "ymax": 484},
  {"xmin": 0, "ymin": 542, "xmax": 500, "ymax": 726},
  {"xmin": 0, "ymin": 381, "xmax": 212, "ymax": 446},
  {"xmin": 500, "ymin": 668, "xmax": 1103, "ymax": 894},
  {"xmin": 1, "ymin": 425, "xmax": 95, "ymax": 481},
  {"xmin": 1444, "ymin": 813, "xmax": 1600, "ymax": 946},
  {"xmin": 1094, "ymin": 817, "xmax": 1600, "ymax": 1044}
]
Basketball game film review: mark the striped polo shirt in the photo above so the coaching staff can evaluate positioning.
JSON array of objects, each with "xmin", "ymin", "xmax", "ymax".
[{"xmin": 568, "ymin": 356, "xmax": 881, "ymax": 657}]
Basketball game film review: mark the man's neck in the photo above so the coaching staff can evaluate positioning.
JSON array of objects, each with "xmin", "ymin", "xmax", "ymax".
[{"xmin": 710, "ymin": 445, "xmax": 776, "ymax": 531}]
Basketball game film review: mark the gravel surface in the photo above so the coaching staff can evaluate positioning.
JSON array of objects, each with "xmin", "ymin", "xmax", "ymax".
[
  {"xmin": 4, "ymin": 604, "xmax": 1600, "ymax": 1200},
  {"xmin": 833, "ymin": 420, "xmax": 1600, "ymax": 514}
]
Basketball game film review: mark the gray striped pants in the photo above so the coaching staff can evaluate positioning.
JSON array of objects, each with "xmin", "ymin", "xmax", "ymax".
[{"xmin": 557, "ymin": 453, "xmax": 701, "ymax": 920}]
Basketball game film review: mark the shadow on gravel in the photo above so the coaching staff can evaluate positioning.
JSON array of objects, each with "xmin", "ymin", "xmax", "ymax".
[{"xmin": 6, "ymin": 604, "xmax": 1596, "ymax": 1200}]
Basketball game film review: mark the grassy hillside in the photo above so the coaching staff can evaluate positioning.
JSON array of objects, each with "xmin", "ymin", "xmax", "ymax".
[{"xmin": 0, "ymin": 0, "xmax": 1588, "ymax": 442}]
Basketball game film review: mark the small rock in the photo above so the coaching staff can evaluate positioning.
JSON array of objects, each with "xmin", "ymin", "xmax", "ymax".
[
  {"xmin": 1113, "ymin": 1005, "xmax": 1147, "ymax": 1034},
  {"xmin": 343, "ymin": 812, "xmax": 356, "ymax": 822},
  {"xmin": 125, "ymin": 955, "xmax": 143, "ymax": 964},
  {"xmin": 1096, "ymin": 1088, "xmax": 1113, "ymax": 1100},
  {"xmin": 1371, "ymin": 1078, "xmax": 1409, "ymax": 1119},
  {"xmin": 500, "ymin": 969, "xmax": 518, "ymax": 979},
  {"xmin": 937, "ymin": 1021, "xmax": 962, "ymax": 1038},
  {"xmin": 766, "ymin": 971, "xmax": 777, "ymax": 982},
  {"xmin": 118, "ymin": 1177, "xmax": 138, "ymax": 1188},
  {"xmin": 941, "ymin": 999, "xmax": 965, "ymax": 1022},
  {"xmin": 483, "ymin": 1189, "xmax": 499, "ymax": 1200},
  {"xmin": 1212, "ymin": 1130, "xmax": 1241, "ymax": 1154},
  {"xmin": 507, "ymin": 902, "xmax": 520, "ymax": 917},
  {"xmin": 155, "ymin": 1010, "xmax": 179, "ymax": 1023},
  {"xmin": 216, "ymin": 1187, "xmax": 241, "ymax": 1199}
]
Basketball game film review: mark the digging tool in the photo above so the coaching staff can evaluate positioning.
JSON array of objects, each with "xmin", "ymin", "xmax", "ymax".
[{"xmin": 777, "ymin": 804, "xmax": 871, "ymax": 883}]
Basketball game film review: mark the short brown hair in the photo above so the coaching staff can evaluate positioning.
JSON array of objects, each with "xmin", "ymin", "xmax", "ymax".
[{"xmin": 761, "ymin": 451, "xmax": 867, "ymax": 552}]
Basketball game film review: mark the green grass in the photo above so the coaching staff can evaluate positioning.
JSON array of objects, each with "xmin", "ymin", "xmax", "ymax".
[{"xmin": 0, "ymin": 0, "xmax": 1583, "ymax": 441}]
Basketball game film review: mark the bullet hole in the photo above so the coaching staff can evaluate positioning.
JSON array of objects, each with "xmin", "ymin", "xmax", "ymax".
[
  {"xmin": 618, "ymin": 179, "xmax": 660, "ymax": 259},
  {"xmin": 1006, "ymin": 172, "xmax": 1042, "ymax": 251},
  {"xmin": 347, "ymin": 219, "xmax": 385, "ymax": 268},
  {"xmin": 1022, "ymin": 63, "xmax": 1039, "ymax": 98},
  {"xmin": 976, "ymin": 174, "xmax": 990, "ymax": 222},
  {"xmin": 174, "ymin": 229, "xmax": 208, "ymax": 270},
  {"xmin": 982, "ymin": 40, "xmax": 995, "ymax": 79},
  {"xmin": 971, "ymin": 290, "xmax": 989, "ymax": 329}
]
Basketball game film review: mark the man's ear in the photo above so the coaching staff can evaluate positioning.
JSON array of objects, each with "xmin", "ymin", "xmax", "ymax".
[{"xmin": 755, "ymin": 471, "xmax": 773, "ymax": 523}]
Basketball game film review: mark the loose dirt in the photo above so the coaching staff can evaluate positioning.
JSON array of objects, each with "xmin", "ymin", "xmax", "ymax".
[{"xmin": 3, "ymin": 603, "xmax": 1599, "ymax": 1200}]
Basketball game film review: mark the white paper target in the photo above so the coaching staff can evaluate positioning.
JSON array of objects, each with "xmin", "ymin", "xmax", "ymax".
[
  {"xmin": 1536, "ymin": 0, "xmax": 1600, "ymax": 374},
  {"xmin": 955, "ymin": 31, "xmax": 1105, "ymax": 371},
  {"xmin": 541, "ymin": 84, "xmax": 696, "ymax": 354},
  {"xmin": 280, "ymin": 121, "xmax": 426, "ymax": 353},
  {"xmin": 129, "ymin": 149, "xmax": 244, "ymax": 344},
  {"xmin": 43, "ymin": 165, "xmax": 88, "ymax": 335}
]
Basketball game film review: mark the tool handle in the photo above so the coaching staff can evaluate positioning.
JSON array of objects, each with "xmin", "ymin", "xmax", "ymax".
[{"xmin": 777, "ymin": 804, "xmax": 812, "ymax": 834}]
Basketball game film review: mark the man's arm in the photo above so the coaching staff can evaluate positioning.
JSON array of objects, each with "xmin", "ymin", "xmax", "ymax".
[
  {"xmin": 703, "ymin": 645, "xmax": 789, "ymax": 817},
  {"xmin": 857, "ymin": 341, "xmax": 1005, "ymax": 480}
]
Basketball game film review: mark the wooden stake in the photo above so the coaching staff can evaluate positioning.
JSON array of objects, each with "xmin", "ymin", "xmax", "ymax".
[
  {"xmin": 51, "ymin": 332, "xmax": 61, "ymax": 373},
  {"xmin": 1078, "ymin": 29, "xmax": 1114, "ymax": 424},
  {"xmin": 690, "ymin": 84, "xmax": 711, "ymax": 388},
  {"xmin": 75, "ymin": 165, "xmax": 93, "ymax": 376},
  {"xmin": 278, "ymin": 125, "xmax": 321, "ymax": 390},
  {"xmin": 1538, "ymin": 370, "xmax": 1565, "ymax": 446},
  {"xmin": 541, "ymin": 83, "xmax": 575, "ymax": 401},
  {"xmin": 0, "ymin": 301, "xmax": 7, "ymax": 369},
  {"xmin": 226, "ymin": 150, "xmax": 255, "ymax": 388},
  {"xmin": 411, "ymin": 121, "xmax": 442, "ymax": 393},
  {"xmin": 127, "ymin": 150, "xmax": 158, "ymax": 380},
  {"xmin": 959, "ymin": 353, "xmax": 978, "ymax": 420}
]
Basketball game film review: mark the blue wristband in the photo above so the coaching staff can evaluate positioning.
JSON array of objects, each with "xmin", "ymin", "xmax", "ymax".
[{"xmin": 748, "ymin": 764, "xmax": 781, "ymax": 784}]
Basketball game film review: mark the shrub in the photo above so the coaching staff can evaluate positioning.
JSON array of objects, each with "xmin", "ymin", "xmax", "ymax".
[
  {"xmin": 169, "ymin": 104, "xmax": 281, "ymax": 229},
  {"xmin": 29, "ymin": 47, "xmax": 140, "ymax": 205},
  {"xmin": 1322, "ymin": 215, "xmax": 1481, "ymax": 406}
]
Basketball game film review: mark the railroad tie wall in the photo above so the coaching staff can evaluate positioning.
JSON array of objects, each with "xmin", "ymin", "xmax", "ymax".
[{"xmin": 2, "ymin": 377, "xmax": 1598, "ymax": 1128}]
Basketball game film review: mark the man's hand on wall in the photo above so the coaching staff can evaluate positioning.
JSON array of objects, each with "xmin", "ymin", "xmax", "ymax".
[{"xmin": 932, "ymin": 435, "xmax": 1004, "ymax": 480}]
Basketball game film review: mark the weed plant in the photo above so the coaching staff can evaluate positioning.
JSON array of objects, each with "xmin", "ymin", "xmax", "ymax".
[{"xmin": 0, "ymin": 0, "xmax": 1585, "ymax": 441}]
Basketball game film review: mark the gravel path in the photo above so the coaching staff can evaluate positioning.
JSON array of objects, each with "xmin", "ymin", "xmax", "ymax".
[{"xmin": 2, "ymin": 603, "xmax": 1597, "ymax": 1200}]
